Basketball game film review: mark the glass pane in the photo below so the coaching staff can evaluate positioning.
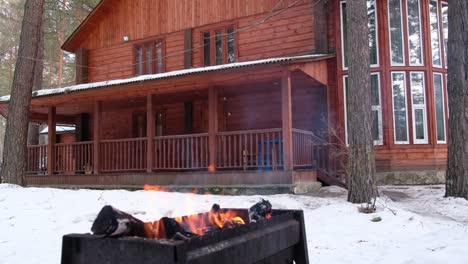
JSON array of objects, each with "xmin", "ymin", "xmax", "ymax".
[
  {"xmin": 392, "ymin": 73, "xmax": 408, "ymax": 142},
  {"xmin": 203, "ymin": 32, "xmax": 211, "ymax": 66},
  {"xmin": 367, "ymin": 0, "xmax": 378, "ymax": 65},
  {"xmin": 442, "ymin": 3, "xmax": 448, "ymax": 67},
  {"xmin": 389, "ymin": 0, "xmax": 404, "ymax": 64},
  {"xmin": 434, "ymin": 74, "xmax": 446, "ymax": 142},
  {"xmin": 227, "ymin": 27, "xmax": 235, "ymax": 63},
  {"xmin": 411, "ymin": 72, "xmax": 425, "ymax": 105},
  {"xmin": 215, "ymin": 30, "xmax": 223, "ymax": 65},
  {"xmin": 156, "ymin": 41, "xmax": 163, "ymax": 73},
  {"xmin": 146, "ymin": 44, "xmax": 153, "ymax": 74},
  {"xmin": 372, "ymin": 110, "xmax": 380, "ymax": 141},
  {"xmin": 429, "ymin": 1, "xmax": 441, "ymax": 66},
  {"xmin": 341, "ymin": 3, "xmax": 348, "ymax": 67},
  {"xmin": 136, "ymin": 46, "xmax": 143, "ymax": 76},
  {"xmin": 371, "ymin": 74, "xmax": 380, "ymax": 106},
  {"xmin": 407, "ymin": 0, "xmax": 423, "ymax": 65},
  {"xmin": 341, "ymin": 1, "xmax": 378, "ymax": 67},
  {"xmin": 414, "ymin": 108, "xmax": 425, "ymax": 140}
]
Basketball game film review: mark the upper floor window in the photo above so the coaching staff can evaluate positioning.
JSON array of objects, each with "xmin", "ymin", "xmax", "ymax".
[
  {"xmin": 340, "ymin": 0, "xmax": 379, "ymax": 69},
  {"xmin": 135, "ymin": 40, "xmax": 165, "ymax": 76},
  {"xmin": 442, "ymin": 2, "xmax": 448, "ymax": 68},
  {"xmin": 406, "ymin": 0, "xmax": 424, "ymax": 65},
  {"xmin": 389, "ymin": 0, "xmax": 405, "ymax": 65},
  {"xmin": 203, "ymin": 25, "xmax": 236, "ymax": 66},
  {"xmin": 429, "ymin": 0, "xmax": 442, "ymax": 67}
]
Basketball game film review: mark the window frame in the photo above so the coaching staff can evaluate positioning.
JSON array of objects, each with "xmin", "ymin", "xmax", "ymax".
[
  {"xmin": 340, "ymin": 0, "xmax": 380, "ymax": 70},
  {"xmin": 405, "ymin": 0, "xmax": 424, "ymax": 66},
  {"xmin": 433, "ymin": 72, "xmax": 447, "ymax": 144},
  {"xmin": 201, "ymin": 24, "xmax": 237, "ymax": 66},
  {"xmin": 388, "ymin": 0, "xmax": 406, "ymax": 66},
  {"xmin": 409, "ymin": 71, "xmax": 428, "ymax": 144},
  {"xmin": 343, "ymin": 73, "xmax": 383, "ymax": 146},
  {"xmin": 134, "ymin": 38, "xmax": 166, "ymax": 76},
  {"xmin": 391, "ymin": 71, "xmax": 410, "ymax": 145},
  {"xmin": 429, "ymin": 0, "xmax": 443, "ymax": 68}
]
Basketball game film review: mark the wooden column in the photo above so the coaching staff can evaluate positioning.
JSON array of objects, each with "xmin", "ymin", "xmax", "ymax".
[
  {"xmin": 47, "ymin": 107, "xmax": 56, "ymax": 175},
  {"xmin": 93, "ymin": 101, "xmax": 102, "ymax": 174},
  {"xmin": 282, "ymin": 71, "xmax": 293, "ymax": 171},
  {"xmin": 146, "ymin": 95, "xmax": 155, "ymax": 173},
  {"xmin": 208, "ymin": 87, "xmax": 218, "ymax": 172}
]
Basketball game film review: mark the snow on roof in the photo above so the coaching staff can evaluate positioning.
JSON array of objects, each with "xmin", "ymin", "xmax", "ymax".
[
  {"xmin": 40, "ymin": 125, "xmax": 76, "ymax": 135},
  {"xmin": 0, "ymin": 54, "xmax": 329, "ymax": 102}
]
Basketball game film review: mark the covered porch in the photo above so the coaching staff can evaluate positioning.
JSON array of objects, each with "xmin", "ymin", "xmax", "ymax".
[{"xmin": 1, "ymin": 55, "xmax": 344, "ymax": 187}]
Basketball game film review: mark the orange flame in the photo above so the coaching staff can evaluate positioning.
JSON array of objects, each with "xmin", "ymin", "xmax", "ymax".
[{"xmin": 144, "ymin": 184, "xmax": 169, "ymax": 192}]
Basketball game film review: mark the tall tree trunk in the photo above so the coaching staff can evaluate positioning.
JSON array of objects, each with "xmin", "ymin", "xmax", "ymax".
[
  {"xmin": 57, "ymin": 0, "xmax": 67, "ymax": 87},
  {"xmin": 346, "ymin": 0, "xmax": 378, "ymax": 203},
  {"xmin": 1, "ymin": 0, "xmax": 45, "ymax": 185},
  {"xmin": 446, "ymin": 0, "xmax": 468, "ymax": 199},
  {"xmin": 27, "ymin": 14, "xmax": 45, "ymax": 146}
]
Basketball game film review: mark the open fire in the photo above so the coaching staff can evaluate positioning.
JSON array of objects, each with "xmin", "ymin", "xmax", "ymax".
[{"xmin": 61, "ymin": 187, "xmax": 309, "ymax": 264}]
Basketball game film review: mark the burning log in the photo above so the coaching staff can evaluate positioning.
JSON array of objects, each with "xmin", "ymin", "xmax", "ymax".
[
  {"xmin": 248, "ymin": 199, "xmax": 272, "ymax": 222},
  {"xmin": 91, "ymin": 199, "xmax": 273, "ymax": 241}
]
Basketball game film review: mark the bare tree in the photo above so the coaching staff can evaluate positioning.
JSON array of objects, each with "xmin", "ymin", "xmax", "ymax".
[
  {"xmin": 1, "ymin": 0, "xmax": 45, "ymax": 185},
  {"xmin": 346, "ymin": 0, "xmax": 378, "ymax": 203},
  {"xmin": 445, "ymin": 0, "xmax": 468, "ymax": 199}
]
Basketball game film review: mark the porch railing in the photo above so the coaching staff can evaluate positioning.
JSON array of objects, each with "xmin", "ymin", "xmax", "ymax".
[
  {"xmin": 216, "ymin": 128, "xmax": 283, "ymax": 170},
  {"xmin": 100, "ymin": 138, "xmax": 147, "ymax": 172},
  {"xmin": 153, "ymin": 133, "xmax": 209, "ymax": 170},
  {"xmin": 27, "ymin": 144, "xmax": 47, "ymax": 175},
  {"xmin": 55, "ymin": 141, "xmax": 93, "ymax": 174}
]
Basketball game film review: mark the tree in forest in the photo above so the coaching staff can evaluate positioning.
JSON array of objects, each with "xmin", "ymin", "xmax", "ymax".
[
  {"xmin": 445, "ymin": 0, "xmax": 468, "ymax": 199},
  {"xmin": 345, "ymin": 0, "xmax": 378, "ymax": 204},
  {"xmin": 1, "ymin": 0, "xmax": 45, "ymax": 185}
]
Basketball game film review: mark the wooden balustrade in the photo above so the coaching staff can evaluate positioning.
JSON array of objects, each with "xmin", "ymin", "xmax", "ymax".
[
  {"xmin": 153, "ymin": 133, "xmax": 209, "ymax": 170},
  {"xmin": 292, "ymin": 129, "xmax": 323, "ymax": 168},
  {"xmin": 216, "ymin": 128, "xmax": 283, "ymax": 170},
  {"xmin": 55, "ymin": 141, "xmax": 93, "ymax": 174},
  {"xmin": 27, "ymin": 145, "xmax": 48, "ymax": 175},
  {"xmin": 100, "ymin": 138, "xmax": 147, "ymax": 172}
]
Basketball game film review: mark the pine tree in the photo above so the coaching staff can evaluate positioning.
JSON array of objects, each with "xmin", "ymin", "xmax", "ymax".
[{"xmin": 346, "ymin": 0, "xmax": 378, "ymax": 204}]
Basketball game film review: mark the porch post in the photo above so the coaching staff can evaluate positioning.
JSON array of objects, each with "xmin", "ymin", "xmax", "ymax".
[
  {"xmin": 208, "ymin": 87, "xmax": 218, "ymax": 172},
  {"xmin": 47, "ymin": 106, "xmax": 56, "ymax": 175},
  {"xmin": 93, "ymin": 101, "xmax": 102, "ymax": 174},
  {"xmin": 146, "ymin": 94, "xmax": 155, "ymax": 172},
  {"xmin": 282, "ymin": 71, "xmax": 293, "ymax": 171}
]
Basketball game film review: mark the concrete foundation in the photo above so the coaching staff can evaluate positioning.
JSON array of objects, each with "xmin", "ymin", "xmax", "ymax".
[{"xmin": 376, "ymin": 170, "xmax": 445, "ymax": 185}]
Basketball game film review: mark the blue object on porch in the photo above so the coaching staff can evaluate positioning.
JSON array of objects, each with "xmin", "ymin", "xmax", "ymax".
[{"xmin": 258, "ymin": 139, "xmax": 283, "ymax": 170}]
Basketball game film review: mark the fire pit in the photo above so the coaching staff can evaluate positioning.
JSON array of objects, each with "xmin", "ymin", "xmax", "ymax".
[{"xmin": 61, "ymin": 202, "xmax": 309, "ymax": 264}]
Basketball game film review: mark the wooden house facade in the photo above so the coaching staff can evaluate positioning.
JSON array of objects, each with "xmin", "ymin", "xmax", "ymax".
[{"xmin": 0, "ymin": 0, "xmax": 450, "ymax": 188}]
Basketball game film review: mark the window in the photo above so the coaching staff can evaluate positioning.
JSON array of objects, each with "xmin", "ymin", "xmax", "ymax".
[
  {"xmin": 406, "ymin": 0, "xmax": 423, "ymax": 65},
  {"xmin": 410, "ymin": 72, "xmax": 428, "ymax": 144},
  {"xmin": 434, "ymin": 73, "xmax": 446, "ymax": 143},
  {"xmin": 135, "ymin": 40, "xmax": 164, "ymax": 76},
  {"xmin": 392, "ymin": 72, "xmax": 409, "ymax": 144},
  {"xmin": 202, "ymin": 25, "xmax": 236, "ymax": 66},
  {"xmin": 344, "ymin": 73, "xmax": 382, "ymax": 145},
  {"xmin": 442, "ymin": 2, "xmax": 448, "ymax": 68},
  {"xmin": 389, "ymin": 0, "xmax": 405, "ymax": 65},
  {"xmin": 429, "ymin": 0, "xmax": 442, "ymax": 67},
  {"xmin": 340, "ymin": 0, "xmax": 379, "ymax": 68}
]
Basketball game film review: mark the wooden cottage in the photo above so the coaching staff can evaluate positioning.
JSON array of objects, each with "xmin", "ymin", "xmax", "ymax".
[{"xmin": 0, "ymin": 0, "xmax": 449, "ymax": 188}]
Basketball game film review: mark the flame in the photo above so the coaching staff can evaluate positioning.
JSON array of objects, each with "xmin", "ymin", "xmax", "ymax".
[{"xmin": 144, "ymin": 184, "xmax": 169, "ymax": 192}]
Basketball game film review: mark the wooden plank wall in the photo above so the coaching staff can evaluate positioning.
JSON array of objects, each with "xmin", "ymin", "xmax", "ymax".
[{"xmin": 86, "ymin": 0, "xmax": 316, "ymax": 82}]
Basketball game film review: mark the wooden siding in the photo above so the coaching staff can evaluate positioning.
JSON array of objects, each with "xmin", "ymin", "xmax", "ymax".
[{"xmin": 85, "ymin": 1, "xmax": 316, "ymax": 82}]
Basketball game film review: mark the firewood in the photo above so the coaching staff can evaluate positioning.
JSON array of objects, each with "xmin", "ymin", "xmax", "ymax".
[{"xmin": 248, "ymin": 199, "xmax": 272, "ymax": 222}]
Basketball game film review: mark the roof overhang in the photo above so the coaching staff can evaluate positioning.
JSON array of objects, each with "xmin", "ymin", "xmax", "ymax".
[{"xmin": 0, "ymin": 54, "xmax": 334, "ymax": 119}]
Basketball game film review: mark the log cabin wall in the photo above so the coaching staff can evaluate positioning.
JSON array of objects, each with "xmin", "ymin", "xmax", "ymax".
[{"xmin": 81, "ymin": 0, "xmax": 317, "ymax": 82}]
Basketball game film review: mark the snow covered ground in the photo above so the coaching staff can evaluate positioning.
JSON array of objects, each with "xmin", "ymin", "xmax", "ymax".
[{"xmin": 0, "ymin": 184, "xmax": 467, "ymax": 264}]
